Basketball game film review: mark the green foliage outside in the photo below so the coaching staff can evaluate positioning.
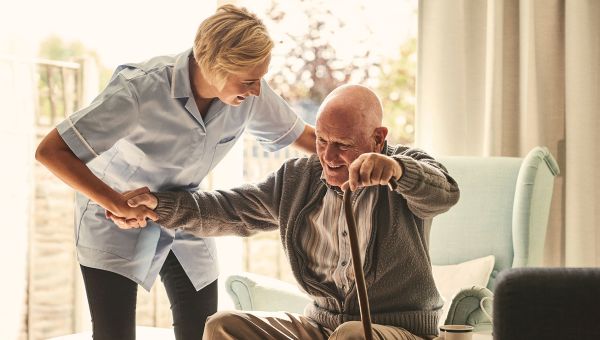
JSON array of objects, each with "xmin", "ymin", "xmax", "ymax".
[
  {"xmin": 38, "ymin": 35, "xmax": 112, "ymax": 87},
  {"xmin": 36, "ymin": 16, "xmax": 416, "ymax": 144},
  {"xmin": 264, "ymin": 0, "xmax": 379, "ymax": 105},
  {"xmin": 376, "ymin": 38, "xmax": 416, "ymax": 145},
  {"xmin": 36, "ymin": 35, "xmax": 110, "ymax": 125},
  {"xmin": 262, "ymin": 0, "xmax": 416, "ymax": 144}
]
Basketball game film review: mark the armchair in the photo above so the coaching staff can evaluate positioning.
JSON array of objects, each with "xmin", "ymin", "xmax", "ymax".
[{"xmin": 226, "ymin": 147, "xmax": 559, "ymax": 332}]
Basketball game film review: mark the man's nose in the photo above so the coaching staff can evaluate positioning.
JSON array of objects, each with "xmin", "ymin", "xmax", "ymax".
[{"xmin": 323, "ymin": 145, "xmax": 338, "ymax": 162}]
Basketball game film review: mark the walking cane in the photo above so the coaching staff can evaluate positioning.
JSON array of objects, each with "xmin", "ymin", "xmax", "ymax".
[{"xmin": 342, "ymin": 178, "xmax": 399, "ymax": 340}]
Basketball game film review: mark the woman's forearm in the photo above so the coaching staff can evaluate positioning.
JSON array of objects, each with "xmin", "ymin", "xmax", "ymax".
[
  {"xmin": 292, "ymin": 124, "xmax": 316, "ymax": 154},
  {"xmin": 35, "ymin": 128, "xmax": 125, "ymax": 213}
]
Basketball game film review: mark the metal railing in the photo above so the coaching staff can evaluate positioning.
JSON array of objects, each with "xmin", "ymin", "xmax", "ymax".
[
  {"xmin": 34, "ymin": 58, "xmax": 82, "ymax": 127},
  {"xmin": 1, "ymin": 54, "xmax": 88, "ymax": 340},
  {"xmin": 0, "ymin": 55, "xmax": 84, "ymax": 127}
]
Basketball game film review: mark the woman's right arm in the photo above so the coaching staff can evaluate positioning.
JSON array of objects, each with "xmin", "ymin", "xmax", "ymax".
[{"xmin": 35, "ymin": 128, "xmax": 157, "ymax": 226}]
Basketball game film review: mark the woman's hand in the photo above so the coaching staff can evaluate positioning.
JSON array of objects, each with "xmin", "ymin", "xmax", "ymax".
[{"xmin": 105, "ymin": 187, "xmax": 159, "ymax": 229}]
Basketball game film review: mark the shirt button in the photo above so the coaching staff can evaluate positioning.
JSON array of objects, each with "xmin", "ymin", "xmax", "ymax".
[
  {"xmin": 342, "ymin": 231, "xmax": 348, "ymax": 237},
  {"xmin": 341, "ymin": 261, "xmax": 348, "ymax": 266}
]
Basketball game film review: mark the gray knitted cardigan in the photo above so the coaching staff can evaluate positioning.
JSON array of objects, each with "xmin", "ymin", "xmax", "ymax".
[{"xmin": 154, "ymin": 143, "xmax": 460, "ymax": 336}]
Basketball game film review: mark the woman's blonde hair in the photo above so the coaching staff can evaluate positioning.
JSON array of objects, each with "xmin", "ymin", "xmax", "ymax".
[{"xmin": 193, "ymin": 4, "xmax": 273, "ymax": 90}]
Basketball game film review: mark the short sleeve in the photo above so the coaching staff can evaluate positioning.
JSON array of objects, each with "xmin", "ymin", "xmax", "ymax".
[
  {"xmin": 246, "ymin": 79, "xmax": 306, "ymax": 152},
  {"xmin": 56, "ymin": 70, "xmax": 140, "ymax": 163}
]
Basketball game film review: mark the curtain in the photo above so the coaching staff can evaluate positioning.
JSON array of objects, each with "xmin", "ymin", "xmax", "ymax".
[
  {"xmin": 417, "ymin": 0, "xmax": 600, "ymax": 266},
  {"xmin": 0, "ymin": 57, "xmax": 34, "ymax": 340},
  {"xmin": 564, "ymin": 0, "xmax": 600, "ymax": 267}
]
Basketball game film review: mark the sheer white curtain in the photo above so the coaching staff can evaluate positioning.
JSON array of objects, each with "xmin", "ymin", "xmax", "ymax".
[
  {"xmin": 417, "ymin": 0, "xmax": 600, "ymax": 266},
  {"xmin": 0, "ymin": 57, "xmax": 34, "ymax": 340}
]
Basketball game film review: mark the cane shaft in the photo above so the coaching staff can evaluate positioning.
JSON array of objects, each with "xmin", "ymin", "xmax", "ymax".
[{"xmin": 343, "ymin": 189, "xmax": 373, "ymax": 340}]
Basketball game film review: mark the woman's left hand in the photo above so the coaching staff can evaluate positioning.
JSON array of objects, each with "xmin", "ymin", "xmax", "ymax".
[{"xmin": 105, "ymin": 187, "xmax": 158, "ymax": 229}]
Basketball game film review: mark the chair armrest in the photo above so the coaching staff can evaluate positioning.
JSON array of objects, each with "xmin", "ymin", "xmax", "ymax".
[
  {"xmin": 225, "ymin": 272, "xmax": 312, "ymax": 314},
  {"xmin": 445, "ymin": 286, "xmax": 493, "ymax": 333}
]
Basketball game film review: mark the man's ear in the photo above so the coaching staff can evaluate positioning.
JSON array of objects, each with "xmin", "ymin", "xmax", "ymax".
[{"xmin": 373, "ymin": 127, "xmax": 388, "ymax": 149}]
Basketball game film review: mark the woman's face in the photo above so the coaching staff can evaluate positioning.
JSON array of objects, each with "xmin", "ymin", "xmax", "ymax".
[{"xmin": 218, "ymin": 58, "xmax": 270, "ymax": 106}]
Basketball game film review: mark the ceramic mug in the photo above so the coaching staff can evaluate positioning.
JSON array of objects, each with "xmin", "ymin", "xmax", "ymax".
[
  {"xmin": 435, "ymin": 325, "xmax": 474, "ymax": 340},
  {"xmin": 479, "ymin": 296, "xmax": 494, "ymax": 323}
]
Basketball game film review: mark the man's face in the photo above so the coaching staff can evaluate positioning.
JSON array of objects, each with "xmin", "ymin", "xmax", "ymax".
[
  {"xmin": 316, "ymin": 111, "xmax": 375, "ymax": 187},
  {"xmin": 218, "ymin": 58, "xmax": 269, "ymax": 106}
]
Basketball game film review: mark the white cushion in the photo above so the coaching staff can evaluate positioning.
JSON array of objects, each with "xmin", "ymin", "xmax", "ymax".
[{"xmin": 432, "ymin": 255, "xmax": 495, "ymax": 326}]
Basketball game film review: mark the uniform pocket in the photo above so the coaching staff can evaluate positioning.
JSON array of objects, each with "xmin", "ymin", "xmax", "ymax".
[
  {"xmin": 102, "ymin": 140, "xmax": 145, "ymax": 191},
  {"xmin": 207, "ymin": 131, "xmax": 242, "ymax": 171},
  {"xmin": 77, "ymin": 202, "xmax": 142, "ymax": 260}
]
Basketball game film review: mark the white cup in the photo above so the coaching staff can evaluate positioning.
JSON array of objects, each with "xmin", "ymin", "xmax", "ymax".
[
  {"xmin": 479, "ymin": 296, "xmax": 493, "ymax": 323},
  {"xmin": 437, "ymin": 325, "xmax": 474, "ymax": 340}
]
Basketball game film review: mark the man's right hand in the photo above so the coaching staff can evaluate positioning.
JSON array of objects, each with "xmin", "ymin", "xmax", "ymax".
[
  {"xmin": 106, "ymin": 187, "xmax": 159, "ymax": 229},
  {"xmin": 126, "ymin": 191, "xmax": 158, "ymax": 210}
]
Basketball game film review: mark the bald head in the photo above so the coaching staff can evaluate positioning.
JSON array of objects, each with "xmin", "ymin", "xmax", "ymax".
[
  {"xmin": 315, "ymin": 84, "xmax": 388, "ymax": 187},
  {"xmin": 317, "ymin": 84, "xmax": 383, "ymax": 130}
]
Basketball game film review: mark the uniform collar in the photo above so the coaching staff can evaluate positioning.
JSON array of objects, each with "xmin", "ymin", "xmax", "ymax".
[{"xmin": 170, "ymin": 48, "xmax": 194, "ymax": 99}]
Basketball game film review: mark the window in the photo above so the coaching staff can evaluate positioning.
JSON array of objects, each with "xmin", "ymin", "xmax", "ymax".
[
  {"xmin": 8, "ymin": 1, "xmax": 418, "ymax": 336},
  {"xmin": 235, "ymin": 0, "xmax": 418, "ymax": 284}
]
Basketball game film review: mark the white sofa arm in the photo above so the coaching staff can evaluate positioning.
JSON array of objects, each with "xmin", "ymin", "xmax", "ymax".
[{"xmin": 225, "ymin": 272, "xmax": 312, "ymax": 314}]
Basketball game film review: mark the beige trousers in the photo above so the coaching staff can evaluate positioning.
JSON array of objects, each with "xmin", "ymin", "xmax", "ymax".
[{"xmin": 203, "ymin": 310, "xmax": 435, "ymax": 340}]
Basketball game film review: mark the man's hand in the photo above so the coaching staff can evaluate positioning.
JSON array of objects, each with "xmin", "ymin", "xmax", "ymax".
[
  {"xmin": 126, "ymin": 191, "xmax": 158, "ymax": 210},
  {"xmin": 105, "ymin": 187, "xmax": 159, "ymax": 229},
  {"xmin": 342, "ymin": 153, "xmax": 402, "ymax": 191}
]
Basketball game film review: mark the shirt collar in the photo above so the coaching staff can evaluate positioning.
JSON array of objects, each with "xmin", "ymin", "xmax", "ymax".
[
  {"xmin": 171, "ymin": 48, "xmax": 194, "ymax": 99},
  {"xmin": 319, "ymin": 173, "xmax": 345, "ymax": 196}
]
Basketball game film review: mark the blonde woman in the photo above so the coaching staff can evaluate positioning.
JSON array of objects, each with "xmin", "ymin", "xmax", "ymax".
[{"xmin": 35, "ymin": 5, "xmax": 315, "ymax": 340}]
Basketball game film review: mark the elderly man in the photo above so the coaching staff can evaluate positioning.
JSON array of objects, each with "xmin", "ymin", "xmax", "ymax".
[{"xmin": 117, "ymin": 84, "xmax": 459, "ymax": 339}]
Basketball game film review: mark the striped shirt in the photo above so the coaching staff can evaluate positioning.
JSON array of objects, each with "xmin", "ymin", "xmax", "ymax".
[{"xmin": 302, "ymin": 180, "xmax": 378, "ymax": 297}]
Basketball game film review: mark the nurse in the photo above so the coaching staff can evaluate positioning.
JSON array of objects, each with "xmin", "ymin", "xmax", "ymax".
[{"xmin": 35, "ymin": 4, "xmax": 316, "ymax": 340}]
